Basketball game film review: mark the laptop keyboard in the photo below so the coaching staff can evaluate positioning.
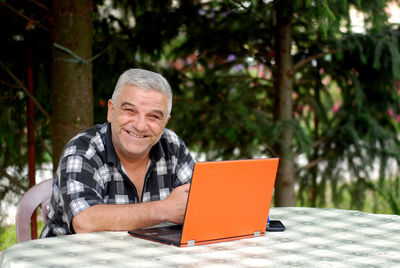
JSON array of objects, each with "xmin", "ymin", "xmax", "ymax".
[{"xmin": 158, "ymin": 233, "xmax": 181, "ymax": 242}]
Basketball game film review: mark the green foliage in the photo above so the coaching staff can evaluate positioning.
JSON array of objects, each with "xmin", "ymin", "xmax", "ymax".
[
  {"xmin": 0, "ymin": 0, "xmax": 52, "ymax": 201},
  {"xmin": 376, "ymin": 175, "xmax": 400, "ymax": 214}
]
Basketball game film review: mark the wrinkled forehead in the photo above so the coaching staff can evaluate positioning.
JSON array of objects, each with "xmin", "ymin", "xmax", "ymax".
[
  {"xmin": 118, "ymin": 85, "xmax": 169, "ymax": 115},
  {"xmin": 115, "ymin": 83, "xmax": 172, "ymax": 116}
]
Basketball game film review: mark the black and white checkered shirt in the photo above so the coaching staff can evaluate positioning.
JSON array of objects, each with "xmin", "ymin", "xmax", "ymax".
[{"xmin": 40, "ymin": 122, "xmax": 195, "ymax": 237}]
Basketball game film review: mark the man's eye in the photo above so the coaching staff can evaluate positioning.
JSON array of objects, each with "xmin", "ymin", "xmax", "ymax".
[
  {"xmin": 150, "ymin": 115, "xmax": 161, "ymax": 120},
  {"xmin": 122, "ymin": 108, "xmax": 134, "ymax": 113}
]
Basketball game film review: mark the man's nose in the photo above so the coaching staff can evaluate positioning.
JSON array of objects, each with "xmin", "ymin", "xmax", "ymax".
[{"xmin": 133, "ymin": 114, "xmax": 147, "ymax": 131}]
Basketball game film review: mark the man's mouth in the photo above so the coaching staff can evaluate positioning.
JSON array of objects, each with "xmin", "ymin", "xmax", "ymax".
[{"xmin": 127, "ymin": 130, "xmax": 146, "ymax": 138}]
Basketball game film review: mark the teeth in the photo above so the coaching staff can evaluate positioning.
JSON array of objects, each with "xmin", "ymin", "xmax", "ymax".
[{"xmin": 128, "ymin": 131, "xmax": 145, "ymax": 138}]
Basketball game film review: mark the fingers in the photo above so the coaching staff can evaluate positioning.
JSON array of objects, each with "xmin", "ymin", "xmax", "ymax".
[
  {"xmin": 171, "ymin": 183, "xmax": 190, "ymax": 194},
  {"xmin": 164, "ymin": 184, "xmax": 191, "ymax": 224},
  {"xmin": 181, "ymin": 183, "xmax": 190, "ymax": 193},
  {"xmin": 170, "ymin": 183, "xmax": 190, "ymax": 200}
]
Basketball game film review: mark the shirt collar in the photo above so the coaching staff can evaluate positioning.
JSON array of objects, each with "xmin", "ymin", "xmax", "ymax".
[
  {"xmin": 105, "ymin": 122, "xmax": 119, "ymax": 167},
  {"xmin": 149, "ymin": 135, "xmax": 165, "ymax": 163}
]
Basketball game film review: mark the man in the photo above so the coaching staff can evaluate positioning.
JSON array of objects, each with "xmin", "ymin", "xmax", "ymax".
[{"xmin": 41, "ymin": 68, "xmax": 195, "ymax": 237}]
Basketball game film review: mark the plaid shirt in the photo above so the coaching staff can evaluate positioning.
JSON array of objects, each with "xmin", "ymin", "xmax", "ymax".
[{"xmin": 41, "ymin": 123, "xmax": 195, "ymax": 237}]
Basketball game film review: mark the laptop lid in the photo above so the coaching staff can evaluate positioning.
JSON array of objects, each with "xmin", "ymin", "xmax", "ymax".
[{"xmin": 129, "ymin": 158, "xmax": 279, "ymax": 247}]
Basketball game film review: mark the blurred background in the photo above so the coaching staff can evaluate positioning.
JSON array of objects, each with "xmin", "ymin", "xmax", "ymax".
[{"xmin": 1, "ymin": 0, "xmax": 400, "ymax": 248}]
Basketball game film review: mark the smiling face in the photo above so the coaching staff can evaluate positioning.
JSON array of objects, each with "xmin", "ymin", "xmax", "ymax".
[{"xmin": 107, "ymin": 84, "xmax": 170, "ymax": 162}]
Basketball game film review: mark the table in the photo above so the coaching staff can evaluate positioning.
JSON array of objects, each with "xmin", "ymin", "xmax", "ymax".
[{"xmin": 1, "ymin": 207, "xmax": 400, "ymax": 267}]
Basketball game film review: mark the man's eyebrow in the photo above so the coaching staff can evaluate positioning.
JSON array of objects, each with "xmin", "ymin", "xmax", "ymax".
[
  {"xmin": 120, "ymin": 102, "xmax": 165, "ymax": 118},
  {"xmin": 120, "ymin": 101, "xmax": 134, "ymax": 107}
]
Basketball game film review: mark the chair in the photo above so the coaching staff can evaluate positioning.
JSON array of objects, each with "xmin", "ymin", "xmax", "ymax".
[{"xmin": 16, "ymin": 178, "xmax": 53, "ymax": 243}]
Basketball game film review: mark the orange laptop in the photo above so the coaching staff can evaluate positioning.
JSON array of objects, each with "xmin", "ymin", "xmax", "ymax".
[{"xmin": 128, "ymin": 158, "xmax": 279, "ymax": 247}]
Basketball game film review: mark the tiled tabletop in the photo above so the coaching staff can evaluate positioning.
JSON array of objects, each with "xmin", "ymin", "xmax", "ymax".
[{"xmin": 1, "ymin": 207, "xmax": 400, "ymax": 267}]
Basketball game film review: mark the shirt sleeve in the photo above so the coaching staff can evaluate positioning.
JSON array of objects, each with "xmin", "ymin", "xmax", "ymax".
[
  {"xmin": 56, "ymin": 142, "xmax": 106, "ymax": 230},
  {"xmin": 174, "ymin": 138, "xmax": 196, "ymax": 186}
]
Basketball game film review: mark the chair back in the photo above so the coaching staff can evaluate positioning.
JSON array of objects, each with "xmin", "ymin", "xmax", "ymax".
[{"xmin": 16, "ymin": 179, "xmax": 53, "ymax": 243}]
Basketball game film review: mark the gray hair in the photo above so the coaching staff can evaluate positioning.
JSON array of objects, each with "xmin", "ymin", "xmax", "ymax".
[{"xmin": 112, "ymin": 68, "xmax": 173, "ymax": 116}]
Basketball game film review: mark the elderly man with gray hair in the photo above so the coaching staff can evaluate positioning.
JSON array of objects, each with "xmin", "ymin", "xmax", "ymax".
[{"xmin": 41, "ymin": 69, "xmax": 195, "ymax": 237}]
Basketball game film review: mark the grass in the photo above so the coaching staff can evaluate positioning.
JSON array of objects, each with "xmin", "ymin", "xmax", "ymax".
[
  {"xmin": 296, "ymin": 176, "xmax": 400, "ymax": 215},
  {"xmin": 0, "ymin": 225, "xmax": 17, "ymax": 251},
  {"xmin": 0, "ymin": 221, "xmax": 44, "ymax": 251}
]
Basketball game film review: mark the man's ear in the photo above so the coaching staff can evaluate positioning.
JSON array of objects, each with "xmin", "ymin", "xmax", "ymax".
[
  {"xmin": 107, "ymin": 99, "xmax": 114, "ymax": 123},
  {"xmin": 164, "ymin": 115, "xmax": 171, "ymax": 127}
]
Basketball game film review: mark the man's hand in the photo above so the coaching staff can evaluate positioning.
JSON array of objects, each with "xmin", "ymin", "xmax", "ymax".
[{"xmin": 163, "ymin": 184, "xmax": 190, "ymax": 224}]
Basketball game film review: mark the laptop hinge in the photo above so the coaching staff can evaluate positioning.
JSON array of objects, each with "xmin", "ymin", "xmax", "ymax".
[
  {"xmin": 254, "ymin": 231, "xmax": 261, "ymax": 237},
  {"xmin": 187, "ymin": 240, "xmax": 195, "ymax": 247}
]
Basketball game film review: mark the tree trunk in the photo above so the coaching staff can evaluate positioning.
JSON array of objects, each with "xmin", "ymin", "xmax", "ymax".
[
  {"xmin": 273, "ymin": 1, "xmax": 296, "ymax": 206},
  {"xmin": 51, "ymin": 0, "xmax": 93, "ymax": 169}
]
